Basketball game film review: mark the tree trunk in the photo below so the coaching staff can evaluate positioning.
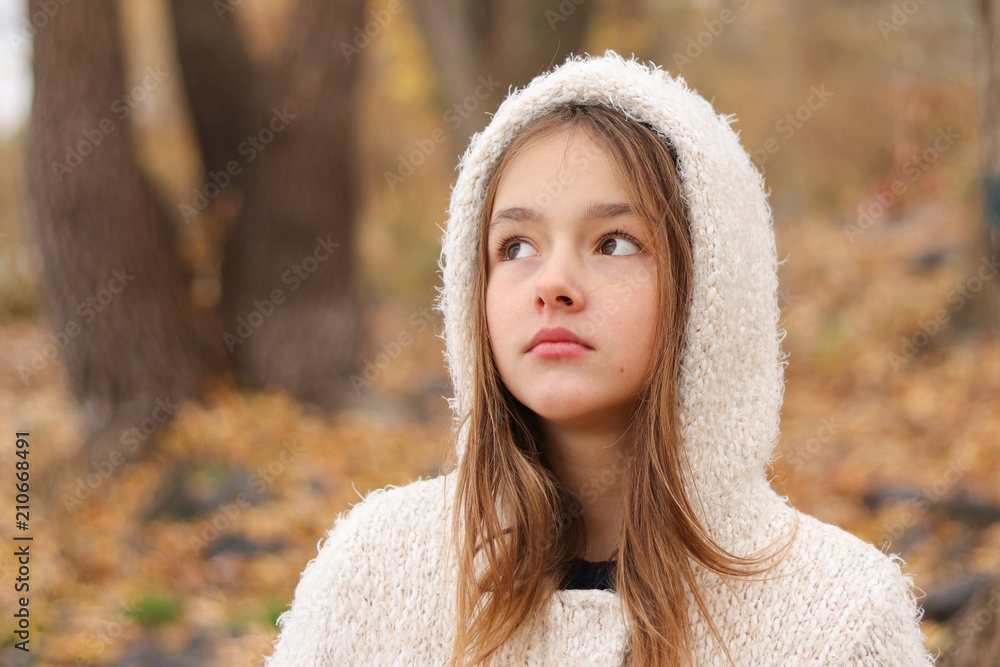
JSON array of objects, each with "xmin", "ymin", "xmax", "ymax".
[
  {"xmin": 943, "ymin": 0, "xmax": 1000, "ymax": 339},
  {"xmin": 411, "ymin": 0, "xmax": 596, "ymax": 145},
  {"xmin": 217, "ymin": 0, "xmax": 367, "ymax": 407},
  {"xmin": 168, "ymin": 0, "xmax": 257, "ymax": 183},
  {"xmin": 25, "ymin": 0, "xmax": 224, "ymax": 461}
]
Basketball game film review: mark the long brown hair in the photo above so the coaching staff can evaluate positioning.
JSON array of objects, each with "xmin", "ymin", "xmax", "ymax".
[{"xmin": 446, "ymin": 103, "xmax": 784, "ymax": 667}]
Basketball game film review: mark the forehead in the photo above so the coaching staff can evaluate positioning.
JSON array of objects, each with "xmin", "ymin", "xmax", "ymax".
[
  {"xmin": 502, "ymin": 125, "xmax": 605, "ymax": 172},
  {"xmin": 490, "ymin": 127, "xmax": 623, "ymax": 208}
]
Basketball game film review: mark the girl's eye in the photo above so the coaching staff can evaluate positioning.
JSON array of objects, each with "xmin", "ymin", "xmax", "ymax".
[
  {"xmin": 599, "ymin": 231, "xmax": 642, "ymax": 256},
  {"xmin": 498, "ymin": 237, "xmax": 538, "ymax": 261}
]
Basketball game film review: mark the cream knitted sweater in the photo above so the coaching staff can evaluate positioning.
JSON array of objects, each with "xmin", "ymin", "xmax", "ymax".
[{"xmin": 263, "ymin": 51, "xmax": 933, "ymax": 666}]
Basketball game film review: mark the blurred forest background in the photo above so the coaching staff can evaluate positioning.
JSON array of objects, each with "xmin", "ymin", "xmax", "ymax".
[{"xmin": 1, "ymin": 0, "xmax": 999, "ymax": 664}]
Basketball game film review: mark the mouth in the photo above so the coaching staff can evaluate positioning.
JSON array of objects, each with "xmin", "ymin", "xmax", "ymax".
[{"xmin": 526, "ymin": 327, "xmax": 593, "ymax": 357}]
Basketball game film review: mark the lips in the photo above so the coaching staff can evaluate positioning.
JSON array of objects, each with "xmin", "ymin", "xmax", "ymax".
[{"xmin": 526, "ymin": 327, "xmax": 593, "ymax": 354}]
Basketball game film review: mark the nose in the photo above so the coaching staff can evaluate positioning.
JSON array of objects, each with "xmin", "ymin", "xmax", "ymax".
[{"xmin": 533, "ymin": 252, "xmax": 584, "ymax": 312}]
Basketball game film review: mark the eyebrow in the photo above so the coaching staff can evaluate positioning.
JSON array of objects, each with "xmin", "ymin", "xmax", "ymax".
[{"xmin": 487, "ymin": 201, "xmax": 636, "ymax": 233}]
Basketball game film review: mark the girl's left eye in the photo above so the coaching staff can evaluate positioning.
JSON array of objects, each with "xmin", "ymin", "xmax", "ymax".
[{"xmin": 598, "ymin": 230, "xmax": 643, "ymax": 256}]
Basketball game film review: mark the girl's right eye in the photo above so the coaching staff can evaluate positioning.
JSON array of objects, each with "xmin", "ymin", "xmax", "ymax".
[{"xmin": 497, "ymin": 236, "xmax": 538, "ymax": 261}]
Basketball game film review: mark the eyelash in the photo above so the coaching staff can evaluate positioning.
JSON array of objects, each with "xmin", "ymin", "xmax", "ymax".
[{"xmin": 495, "ymin": 228, "xmax": 643, "ymax": 260}]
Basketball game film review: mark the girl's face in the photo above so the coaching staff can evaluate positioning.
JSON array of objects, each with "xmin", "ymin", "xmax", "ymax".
[{"xmin": 485, "ymin": 127, "xmax": 659, "ymax": 432}]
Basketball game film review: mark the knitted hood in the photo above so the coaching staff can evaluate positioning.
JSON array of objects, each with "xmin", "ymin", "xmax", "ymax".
[{"xmin": 436, "ymin": 49, "xmax": 785, "ymax": 547}]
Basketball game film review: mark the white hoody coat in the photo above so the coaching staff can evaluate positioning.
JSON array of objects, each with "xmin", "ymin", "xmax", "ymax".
[{"xmin": 263, "ymin": 50, "xmax": 933, "ymax": 666}]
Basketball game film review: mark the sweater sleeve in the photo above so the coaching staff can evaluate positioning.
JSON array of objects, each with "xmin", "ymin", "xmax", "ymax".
[
  {"xmin": 260, "ymin": 498, "xmax": 372, "ymax": 667},
  {"xmin": 847, "ymin": 553, "xmax": 936, "ymax": 666}
]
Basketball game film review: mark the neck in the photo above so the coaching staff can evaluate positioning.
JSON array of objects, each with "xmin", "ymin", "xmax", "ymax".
[{"xmin": 540, "ymin": 417, "xmax": 633, "ymax": 562}]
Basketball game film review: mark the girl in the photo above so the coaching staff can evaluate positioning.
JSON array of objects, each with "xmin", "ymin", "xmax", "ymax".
[{"xmin": 264, "ymin": 50, "xmax": 933, "ymax": 666}]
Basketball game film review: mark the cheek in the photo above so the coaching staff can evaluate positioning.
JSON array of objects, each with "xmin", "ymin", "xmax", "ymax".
[
  {"xmin": 484, "ymin": 285, "xmax": 515, "ymax": 390},
  {"xmin": 618, "ymin": 286, "xmax": 659, "ymax": 361},
  {"xmin": 485, "ymin": 282, "xmax": 509, "ymax": 355},
  {"xmin": 485, "ymin": 282, "xmax": 499, "ymax": 338}
]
